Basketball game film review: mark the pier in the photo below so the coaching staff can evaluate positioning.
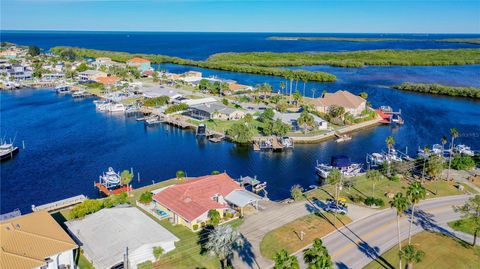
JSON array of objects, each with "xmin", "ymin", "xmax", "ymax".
[
  {"xmin": 253, "ymin": 136, "xmax": 293, "ymax": 151},
  {"xmin": 95, "ymin": 183, "xmax": 132, "ymax": 196},
  {"xmin": 31, "ymin": 195, "xmax": 87, "ymax": 212}
]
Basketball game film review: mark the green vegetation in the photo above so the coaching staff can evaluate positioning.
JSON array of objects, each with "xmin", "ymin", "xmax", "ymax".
[
  {"xmin": 226, "ymin": 122, "xmax": 255, "ymax": 143},
  {"xmin": 268, "ymin": 36, "xmax": 407, "ymax": 42},
  {"xmin": 50, "ymin": 46, "xmax": 336, "ymax": 82},
  {"xmin": 204, "ymin": 225, "xmax": 243, "ymax": 268},
  {"xmin": 153, "ymin": 246, "xmax": 164, "ymax": 260},
  {"xmin": 165, "ymin": 103, "xmax": 189, "ymax": 114},
  {"xmin": 70, "ymin": 193, "xmax": 129, "ymax": 219},
  {"xmin": 260, "ymin": 213, "xmax": 351, "ymax": 259},
  {"xmin": 273, "ymin": 249, "xmax": 299, "ymax": 269},
  {"xmin": 364, "ymin": 231, "xmax": 480, "ymax": 269},
  {"xmin": 453, "ymin": 195, "xmax": 480, "ymax": 246},
  {"xmin": 207, "ymin": 49, "xmax": 480, "ymax": 68},
  {"xmin": 176, "ymin": 170, "xmax": 185, "ymax": 178},
  {"xmin": 208, "ymin": 209, "xmax": 221, "ymax": 226},
  {"xmin": 28, "ymin": 45, "xmax": 40, "ymax": 56},
  {"xmin": 144, "ymin": 96, "xmax": 170, "ymax": 107},
  {"xmin": 393, "ymin": 83, "xmax": 480, "ymax": 99},
  {"xmin": 120, "ymin": 170, "xmax": 134, "ymax": 185},
  {"xmin": 303, "ymin": 238, "xmax": 332, "ymax": 269},
  {"xmin": 449, "ymin": 218, "xmax": 477, "ymax": 237},
  {"xmin": 290, "ymin": 185, "xmax": 304, "ymax": 201},
  {"xmin": 438, "ymin": 38, "xmax": 480, "ymax": 45},
  {"xmin": 451, "ymin": 156, "xmax": 476, "ymax": 170},
  {"xmin": 138, "ymin": 191, "xmax": 153, "ymax": 204},
  {"xmin": 77, "ymin": 251, "xmax": 95, "ymax": 269},
  {"xmin": 399, "ymin": 244, "xmax": 425, "ymax": 269},
  {"xmin": 137, "ymin": 261, "xmax": 153, "ymax": 269}
]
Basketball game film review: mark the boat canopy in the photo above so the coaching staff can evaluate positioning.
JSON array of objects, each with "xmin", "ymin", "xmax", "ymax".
[{"xmin": 331, "ymin": 155, "xmax": 352, "ymax": 168}]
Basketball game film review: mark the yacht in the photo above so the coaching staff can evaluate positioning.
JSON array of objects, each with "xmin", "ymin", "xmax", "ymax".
[
  {"xmin": 455, "ymin": 144, "xmax": 475, "ymax": 157},
  {"xmin": 145, "ymin": 115, "xmax": 162, "ymax": 125},
  {"xmin": 368, "ymin": 152, "xmax": 387, "ymax": 167},
  {"xmin": 55, "ymin": 85, "xmax": 70, "ymax": 94},
  {"xmin": 418, "ymin": 144, "xmax": 446, "ymax": 158},
  {"xmin": 281, "ymin": 137, "xmax": 294, "ymax": 148},
  {"xmin": 99, "ymin": 167, "xmax": 121, "ymax": 189},
  {"xmin": 0, "ymin": 142, "xmax": 19, "ymax": 161},
  {"xmin": 316, "ymin": 156, "xmax": 363, "ymax": 179}
]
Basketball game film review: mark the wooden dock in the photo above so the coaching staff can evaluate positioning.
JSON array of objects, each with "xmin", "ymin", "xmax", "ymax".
[
  {"xmin": 31, "ymin": 195, "xmax": 87, "ymax": 212},
  {"xmin": 95, "ymin": 183, "xmax": 132, "ymax": 196}
]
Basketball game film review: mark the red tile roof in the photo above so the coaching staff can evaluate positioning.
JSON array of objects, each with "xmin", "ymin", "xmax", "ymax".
[
  {"xmin": 95, "ymin": 76, "xmax": 119, "ymax": 85},
  {"xmin": 127, "ymin": 57, "xmax": 150, "ymax": 63},
  {"xmin": 153, "ymin": 173, "xmax": 243, "ymax": 222}
]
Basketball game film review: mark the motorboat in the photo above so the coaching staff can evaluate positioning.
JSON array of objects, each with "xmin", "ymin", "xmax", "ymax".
[
  {"xmin": 335, "ymin": 134, "xmax": 352, "ymax": 143},
  {"xmin": 98, "ymin": 167, "xmax": 121, "ymax": 189},
  {"xmin": 316, "ymin": 155, "xmax": 363, "ymax": 179},
  {"xmin": 94, "ymin": 100, "xmax": 110, "ymax": 111},
  {"xmin": 0, "ymin": 142, "xmax": 19, "ymax": 161},
  {"xmin": 108, "ymin": 103, "xmax": 126, "ymax": 113},
  {"xmin": 145, "ymin": 115, "xmax": 162, "ymax": 125},
  {"xmin": 418, "ymin": 144, "xmax": 446, "ymax": 158},
  {"xmin": 455, "ymin": 144, "xmax": 475, "ymax": 157},
  {"xmin": 431, "ymin": 144, "xmax": 444, "ymax": 155},
  {"xmin": 368, "ymin": 152, "xmax": 387, "ymax": 167},
  {"xmin": 55, "ymin": 85, "xmax": 70, "ymax": 94},
  {"xmin": 281, "ymin": 137, "xmax": 294, "ymax": 148}
]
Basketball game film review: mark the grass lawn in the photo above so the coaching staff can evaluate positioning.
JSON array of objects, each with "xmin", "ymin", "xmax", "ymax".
[
  {"xmin": 77, "ymin": 252, "xmax": 95, "ymax": 269},
  {"xmin": 364, "ymin": 231, "xmax": 480, "ymax": 269},
  {"xmin": 187, "ymin": 118, "xmax": 263, "ymax": 135},
  {"xmin": 448, "ymin": 218, "xmax": 478, "ymax": 236},
  {"xmin": 307, "ymin": 176, "xmax": 464, "ymax": 209},
  {"xmin": 260, "ymin": 212, "xmax": 351, "ymax": 259}
]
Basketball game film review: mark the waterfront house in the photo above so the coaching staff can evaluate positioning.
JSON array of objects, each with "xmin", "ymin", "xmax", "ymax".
[
  {"xmin": 92, "ymin": 57, "xmax": 116, "ymax": 69},
  {"xmin": 78, "ymin": 70, "xmax": 108, "ymax": 82},
  {"xmin": 127, "ymin": 57, "xmax": 152, "ymax": 72},
  {"xmin": 0, "ymin": 211, "xmax": 77, "ymax": 269},
  {"xmin": 273, "ymin": 111, "xmax": 328, "ymax": 131},
  {"xmin": 152, "ymin": 173, "xmax": 261, "ymax": 231},
  {"xmin": 184, "ymin": 71, "xmax": 202, "ymax": 78},
  {"xmin": 66, "ymin": 206, "xmax": 179, "ymax": 269},
  {"xmin": 189, "ymin": 102, "xmax": 246, "ymax": 120},
  {"xmin": 95, "ymin": 75, "xmax": 120, "ymax": 86},
  {"xmin": 42, "ymin": 72, "xmax": 65, "ymax": 81},
  {"xmin": 7, "ymin": 65, "xmax": 33, "ymax": 81},
  {"xmin": 306, "ymin": 90, "xmax": 367, "ymax": 117},
  {"xmin": 228, "ymin": 82, "xmax": 253, "ymax": 93}
]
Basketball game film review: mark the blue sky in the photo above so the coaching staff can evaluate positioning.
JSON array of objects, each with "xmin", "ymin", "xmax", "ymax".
[{"xmin": 1, "ymin": 0, "xmax": 479, "ymax": 33}]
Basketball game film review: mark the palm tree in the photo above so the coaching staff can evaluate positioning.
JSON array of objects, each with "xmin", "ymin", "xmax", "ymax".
[
  {"xmin": 303, "ymin": 238, "xmax": 332, "ymax": 269},
  {"xmin": 406, "ymin": 182, "xmax": 426, "ymax": 244},
  {"xmin": 205, "ymin": 225, "xmax": 243, "ymax": 268},
  {"xmin": 280, "ymin": 81, "xmax": 286, "ymax": 95},
  {"xmin": 447, "ymin": 128, "xmax": 458, "ymax": 180},
  {"xmin": 399, "ymin": 245, "xmax": 425, "ymax": 269},
  {"xmin": 385, "ymin": 136, "xmax": 395, "ymax": 176},
  {"xmin": 389, "ymin": 193, "xmax": 410, "ymax": 269},
  {"xmin": 366, "ymin": 170, "xmax": 382, "ymax": 197},
  {"xmin": 274, "ymin": 249, "xmax": 299, "ymax": 269},
  {"xmin": 441, "ymin": 135, "xmax": 447, "ymax": 152}
]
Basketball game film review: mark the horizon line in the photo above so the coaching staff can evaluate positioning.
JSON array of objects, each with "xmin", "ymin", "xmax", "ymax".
[{"xmin": 1, "ymin": 29, "xmax": 480, "ymax": 35}]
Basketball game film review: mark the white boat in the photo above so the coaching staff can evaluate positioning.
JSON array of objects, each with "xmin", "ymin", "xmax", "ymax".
[
  {"xmin": 316, "ymin": 156, "xmax": 363, "ymax": 179},
  {"xmin": 336, "ymin": 134, "xmax": 352, "ymax": 143},
  {"xmin": 431, "ymin": 144, "xmax": 444, "ymax": 155},
  {"xmin": 55, "ymin": 85, "xmax": 70, "ymax": 94},
  {"xmin": 145, "ymin": 115, "xmax": 162, "ymax": 125},
  {"xmin": 455, "ymin": 144, "xmax": 475, "ymax": 156},
  {"xmin": 368, "ymin": 152, "xmax": 387, "ymax": 166},
  {"xmin": 0, "ymin": 142, "xmax": 19, "ymax": 161},
  {"xmin": 418, "ymin": 144, "xmax": 446, "ymax": 158},
  {"xmin": 281, "ymin": 137, "xmax": 294, "ymax": 148},
  {"xmin": 99, "ymin": 167, "xmax": 121, "ymax": 189},
  {"xmin": 108, "ymin": 103, "xmax": 126, "ymax": 113},
  {"xmin": 72, "ymin": 90, "xmax": 87, "ymax": 98}
]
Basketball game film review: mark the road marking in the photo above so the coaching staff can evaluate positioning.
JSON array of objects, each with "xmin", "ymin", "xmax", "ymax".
[{"xmin": 330, "ymin": 205, "xmax": 453, "ymax": 259}]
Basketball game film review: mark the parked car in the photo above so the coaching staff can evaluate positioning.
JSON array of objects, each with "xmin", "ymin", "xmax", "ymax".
[{"xmin": 324, "ymin": 201, "xmax": 348, "ymax": 215}]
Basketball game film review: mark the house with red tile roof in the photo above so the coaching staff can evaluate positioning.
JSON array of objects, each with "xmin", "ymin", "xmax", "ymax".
[
  {"xmin": 95, "ymin": 75, "xmax": 119, "ymax": 86},
  {"xmin": 306, "ymin": 90, "xmax": 367, "ymax": 116},
  {"xmin": 152, "ymin": 173, "xmax": 261, "ymax": 230},
  {"xmin": 127, "ymin": 57, "xmax": 152, "ymax": 72}
]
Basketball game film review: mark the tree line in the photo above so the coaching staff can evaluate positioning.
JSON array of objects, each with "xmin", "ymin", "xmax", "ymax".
[{"xmin": 393, "ymin": 82, "xmax": 480, "ymax": 99}]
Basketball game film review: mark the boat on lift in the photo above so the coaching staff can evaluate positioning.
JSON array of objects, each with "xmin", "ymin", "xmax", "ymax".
[
  {"xmin": 108, "ymin": 103, "xmax": 126, "ymax": 113},
  {"xmin": 281, "ymin": 137, "xmax": 294, "ymax": 148},
  {"xmin": 417, "ymin": 144, "xmax": 446, "ymax": 158},
  {"xmin": 316, "ymin": 155, "xmax": 363, "ymax": 179},
  {"xmin": 98, "ymin": 167, "xmax": 121, "ymax": 189}
]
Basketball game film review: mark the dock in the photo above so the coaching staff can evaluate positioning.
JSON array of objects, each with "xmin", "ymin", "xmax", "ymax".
[
  {"xmin": 253, "ymin": 136, "xmax": 293, "ymax": 151},
  {"xmin": 95, "ymin": 183, "xmax": 132, "ymax": 196},
  {"xmin": 31, "ymin": 195, "xmax": 87, "ymax": 212}
]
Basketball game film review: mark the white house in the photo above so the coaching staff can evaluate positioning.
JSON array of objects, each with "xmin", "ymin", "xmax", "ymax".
[
  {"xmin": 0, "ymin": 211, "xmax": 77, "ymax": 269},
  {"xmin": 66, "ymin": 206, "xmax": 179, "ymax": 269}
]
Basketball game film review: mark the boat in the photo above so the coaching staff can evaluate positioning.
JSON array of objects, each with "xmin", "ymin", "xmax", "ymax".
[
  {"xmin": 454, "ymin": 144, "xmax": 475, "ymax": 156},
  {"xmin": 196, "ymin": 124, "xmax": 206, "ymax": 136},
  {"xmin": 72, "ymin": 90, "xmax": 88, "ymax": 98},
  {"xmin": 380, "ymin": 106, "xmax": 393, "ymax": 113},
  {"xmin": 0, "ymin": 142, "xmax": 19, "ymax": 161},
  {"xmin": 125, "ymin": 105, "xmax": 140, "ymax": 114},
  {"xmin": 367, "ymin": 152, "xmax": 387, "ymax": 167},
  {"xmin": 390, "ymin": 114, "xmax": 404, "ymax": 125},
  {"xmin": 281, "ymin": 137, "xmax": 294, "ymax": 148},
  {"xmin": 108, "ymin": 103, "xmax": 126, "ymax": 113},
  {"xmin": 145, "ymin": 115, "xmax": 162, "ymax": 125},
  {"xmin": 315, "ymin": 156, "xmax": 363, "ymax": 179},
  {"xmin": 98, "ymin": 167, "xmax": 121, "ymax": 189},
  {"xmin": 418, "ymin": 144, "xmax": 446, "ymax": 158},
  {"xmin": 95, "ymin": 101, "xmax": 110, "ymax": 111},
  {"xmin": 55, "ymin": 85, "xmax": 70, "ymax": 94},
  {"xmin": 335, "ymin": 134, "xmax": 352, "ymax": 143}
]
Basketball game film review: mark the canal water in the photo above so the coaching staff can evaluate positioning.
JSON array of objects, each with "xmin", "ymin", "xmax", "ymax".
[{"xmin": 1, "ymin": 64, "xmax": 479, "ymax": 214}]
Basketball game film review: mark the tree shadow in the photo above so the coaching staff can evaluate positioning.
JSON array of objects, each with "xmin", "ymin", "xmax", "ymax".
[
  {"xmin": 197, "ymin": 225, "xmax": 214, "ymax": 255},
  {"xmin": 407, "ymin": 209, "xmax": 455, "ymax": 238},
  {"xmin": 335, "ymin": 261, "xmax": 350, "ymax": 269},
  {"xmin": 235, "ymin": 234, "xmax": 260, "ymax": 268}
]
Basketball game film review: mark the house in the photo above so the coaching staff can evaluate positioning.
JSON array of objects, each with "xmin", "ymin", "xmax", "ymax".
[
  {"xmin": 7, "ymin": 65, "xmax": 32, "ymax": 81},
  {"xmin": 95, "ymin": 75, "xmax": 120, "ymax": 86},
  {"xmin": 184, "ymin": 71, "xmax": 202, "ymax": 78},
  {"xmin": 78, "ymin": 70, "xmax": 107, "ymax": 82},
  {"xmin": 42, "ymin": 73, "xmax": 65, "ymax": 81},
  {"xmin": 180, "ymin": 97, "xmax": 217, "ymax": 106},
  {"xmin": 66, "ymin": 206, "xmax": 179, "ymax": 269},
  {"xmin": 93, "ymin": 57, "xmax": 114, "ymax": 68},
  {"xmin": 228, "ymin": 82, "xmax": 253, "ymax": 93},
  {"xmin": 152, "ymin": 173, "xmax": 261, "ymax": 230},
  {"xmin": 0, "ymin": 211, "xmax": 77, "ymax": 269},
  {"xmin": 273, "ymin": 111, "xmax": 328, "ymax": 131},
  {"xmin": 306, "ymin": 90, "xmax": 367, "ymax": 117},
  {"xmin": 189, "ymin": 102, "xmax": 246, "ymax": 120},
  {"xmin": 127, "ymin": 57, "xmax": 151, "ymax": 72}
]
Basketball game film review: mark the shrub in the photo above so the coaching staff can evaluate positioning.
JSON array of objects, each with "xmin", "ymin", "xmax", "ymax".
[
  {"xmin": 138, "ymin": 191, "xmax": 153, "ymax": 204},
  {"xmin": 70, "ymin": 199, "xmax": 103, "ymax": 219},
  {"xmin": 290, "ymin": 184, "xmax": 304, "ymax": 201},
  {"xmin": 165, "ymin": 103, "xmax": 189, "ymax": 114},
  {"xmin": 193, "ymin": 224, "xmax": 199, "ymax": 231},
  {"xmin": 144, "ymin": 96, "xmax": 169, "ymax": 107},
  {"xmin": 364, "ymin": 197, "xmax": 385, "ymax": 207},
  {"xmin": 102, "ymin": 197, "xmax": 114, "ymax": 208},
  {"xmin": 390, "ymin": 174, "xmax": 400, "ymax": 182},
  {"xmin": 176, "ymin": 170, "xmax": 185, "ymax": 178},
  {"xmin": 451, "ymin": 156, "xmax": 476, "ymax": 170},
  {"xmin": 348, "ymin": 194, "xmax": 364, "ymax": 203},
  {"xmin": 137, "ymin": 261, "xmax": 153, "ymax": 269},
  {"xmin": 152, "ymin": 246, "xmax": 164, "ymax": 260}
]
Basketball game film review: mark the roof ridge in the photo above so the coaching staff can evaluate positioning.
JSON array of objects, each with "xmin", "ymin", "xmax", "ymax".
[{"xmin": 1, "ymin": 246, "xmax": 46, "ymax": 264}]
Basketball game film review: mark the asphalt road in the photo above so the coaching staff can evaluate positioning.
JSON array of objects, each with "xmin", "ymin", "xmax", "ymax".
[{"xmin": 294, "ymin": 195, "xmax": 473, "ymax": 269}]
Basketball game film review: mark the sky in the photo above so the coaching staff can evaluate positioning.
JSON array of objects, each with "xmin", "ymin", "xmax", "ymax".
[{"xmin": 1, "ymin": 0, "xmax": 479, "ymax": 33}]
